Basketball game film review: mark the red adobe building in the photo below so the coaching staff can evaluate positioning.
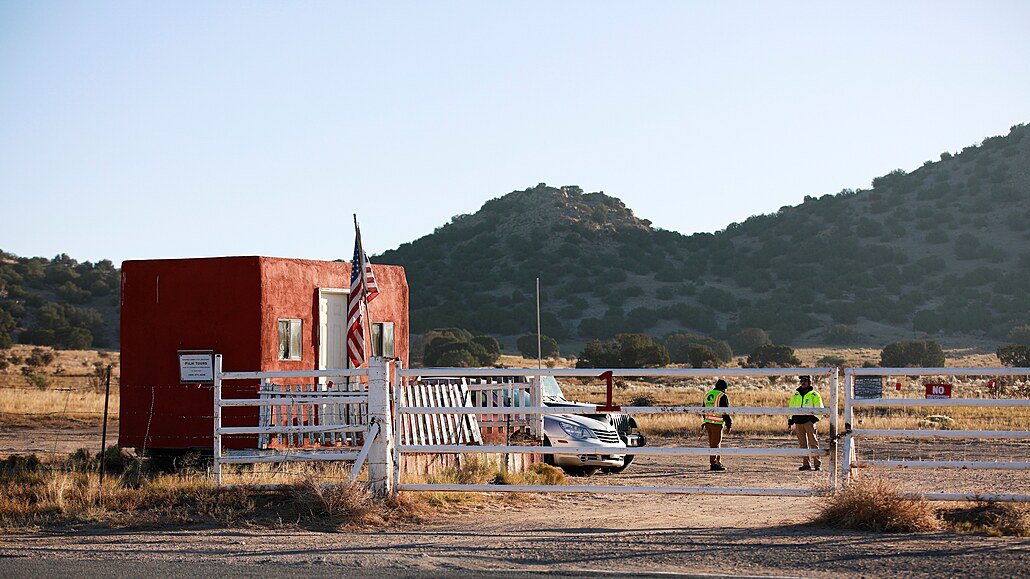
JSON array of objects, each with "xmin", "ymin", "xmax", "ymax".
[{"xmin": 118, "ymin": 256, "xmax": 408, "ymax": 452}]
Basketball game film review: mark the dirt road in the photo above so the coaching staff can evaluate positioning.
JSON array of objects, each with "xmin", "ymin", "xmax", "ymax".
[
  {"xmin": 2, "ymin": 491, "xmax": 1028, "ymax": 578},
  {"xmin": 2, "ymin": 430, "xmax": 1028, "ymax": 577}
]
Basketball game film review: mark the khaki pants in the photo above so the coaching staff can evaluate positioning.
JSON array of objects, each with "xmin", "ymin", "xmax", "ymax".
[
  {"xmin": 704, "ymin": 422, "xmax": 723, "ymax": 465},
  {"xmin": 794, "ymin": 422, "xmax": 820, "ymax": 468}
]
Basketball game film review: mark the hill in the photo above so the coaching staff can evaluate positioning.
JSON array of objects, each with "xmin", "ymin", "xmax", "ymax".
[
  {"xmin": 3, "ymin": 123, "xmax": 1028, "ymax": 355},
  {"xmin": 0, "ymin": 253, "xmax": 119, "ymax": 349},
  {"xmin": 377, "ymin": 123, "xmax": 1030, "ymax": 352}
]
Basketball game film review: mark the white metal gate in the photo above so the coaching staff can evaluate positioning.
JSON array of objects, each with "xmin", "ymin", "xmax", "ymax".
[
  {"xmin": 213, "ymin": 356, "xmax": 394, "ymax": 494},
  {"xmin": 393, "ymin": 367, "xmax": 838, "ymax": 497},
  {"xmin": 843, "ymin": 367, "xmax": 1030, "ymax": 502}
]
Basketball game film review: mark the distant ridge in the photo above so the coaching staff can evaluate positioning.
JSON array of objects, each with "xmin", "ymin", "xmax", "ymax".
[
  {"xmin": 377, "ymin": 123, "xmax": 1030, "ymax": 349},
  {"xmin": 3, "ymin": 123, "xmax": 1028, "ymax": 352}
]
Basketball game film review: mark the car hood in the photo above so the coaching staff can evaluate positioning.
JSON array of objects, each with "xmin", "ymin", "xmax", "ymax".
[{"xmin": 545, "ymin": 411, "xmax": 612, "ymax": 431}]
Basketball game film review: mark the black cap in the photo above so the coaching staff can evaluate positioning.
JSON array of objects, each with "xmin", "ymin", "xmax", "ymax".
[
  {"xmin": 799, "ymin": 375, "xmax": 812, "ymax": 383},
  {"xmin": 715, "ymin": 379, "xmax": 727, "ymax": 390}
]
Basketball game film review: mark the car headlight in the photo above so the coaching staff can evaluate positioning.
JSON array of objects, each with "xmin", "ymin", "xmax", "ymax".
[{"xmin": 559, "ymin": 422, "xmax": 595, "ymax": 440}]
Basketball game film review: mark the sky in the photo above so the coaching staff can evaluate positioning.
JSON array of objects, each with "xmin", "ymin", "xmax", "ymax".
[{"xmin": 1, "ymin": 1, "xmax": 1029, "ymax": 266}]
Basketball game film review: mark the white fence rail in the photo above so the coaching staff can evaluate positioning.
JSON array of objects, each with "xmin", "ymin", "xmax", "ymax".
[
  {"xmin": 210, "ymin": 358, "xmax": 1030, "ymax": 502},
  {"xmin": 213, "ymin": 356, "xmax": 394, "ymax": 494},
  {"xmin": 393, "ymin": 366, "xmax": 838, "ymax": 497},
  {"xmin": 843, "ymin": 367, "xmax": 1030, "ymax": 502}
]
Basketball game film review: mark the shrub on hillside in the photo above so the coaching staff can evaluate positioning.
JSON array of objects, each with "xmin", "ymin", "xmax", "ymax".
[
  {"xmin": 997, "ymin": 344, "xmax": 1030, "ymax": 368},
  {"xmin": 879, "ymin": 340, "xmax": 945, "ymax": 368},
  {"xmin": 471, "ymin": 336, "xmax": 502, "ymax": 359},
  {"xmin": 516, "ymin": 334, "xmax": 559, "ymax": 359},
  {"xmin": 576, "ymin": 333, "xmax": 669, "ymax": 368},
  {"xmin": 664, "ymin": 333, "xmax": 732, "ymax": 364},
  {"xmin": 745, "ymin": 344, "xmax": 801, "ymax": 368},
  {"xmin": 422, "ymin": 329, "xmax": 501, "ymax": 367},
  {"xmin": 729, "ymin": 328, "xmax": 771, "ymax": 355},
  {"xmin": 686, "ymin": 345, "xmax": 721, "ymax": 368}
]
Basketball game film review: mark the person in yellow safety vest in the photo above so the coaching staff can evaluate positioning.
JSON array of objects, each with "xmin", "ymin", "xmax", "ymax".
[
  {"xmin": 788, "ymin": 375, "xmax": 823, "ymax": 471},
  {"xmin": 703, "ymin": 379, "xmax": 732, "ymax": 471}
]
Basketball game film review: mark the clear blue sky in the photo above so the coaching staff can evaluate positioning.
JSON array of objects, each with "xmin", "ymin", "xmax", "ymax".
[{"xmin": 2, "ymin": 1, "xmax": 1028, "ymax": 266}]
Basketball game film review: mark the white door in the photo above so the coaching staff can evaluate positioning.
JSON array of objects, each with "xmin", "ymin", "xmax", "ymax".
[{"xmin": 318, "ymin": 290, "xmax": 349, "ymax": 371}]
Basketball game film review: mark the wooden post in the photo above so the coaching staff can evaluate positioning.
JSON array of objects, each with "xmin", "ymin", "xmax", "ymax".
[{"xmin": 98, "ymin": 364, "xmax": 113, "ymax": 489}]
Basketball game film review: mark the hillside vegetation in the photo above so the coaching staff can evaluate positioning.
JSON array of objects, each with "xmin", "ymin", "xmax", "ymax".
[
  {"xmin": 378, "ymin": 123, "xmax": 1030, "ymax": 350},
  {"xmin": 2, "ymin": 123, "xmax": 1028, "ymax": 353},
  {"xmin": 0, "ymin": 253, "xmax": 119, "ymax": 350}
]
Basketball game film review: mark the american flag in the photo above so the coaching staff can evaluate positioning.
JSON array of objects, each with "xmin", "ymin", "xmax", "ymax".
[{"xmin": 346, "ymin": 226, "xmax": 379, "ymax": 368}]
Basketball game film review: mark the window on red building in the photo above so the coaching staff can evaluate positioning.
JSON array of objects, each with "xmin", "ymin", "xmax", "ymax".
[{"xmin": 277, "ymin": 318, "xmax": 302, "ymax": 360}]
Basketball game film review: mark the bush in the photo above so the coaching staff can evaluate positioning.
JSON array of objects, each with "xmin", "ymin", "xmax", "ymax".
[
  {"xmin": 664, "ymin": 333, "xmax": 732, "ymax": 364},
  {"xmin": 471, "ymin": 336, "xmax": 502, "ymax": 361},
  {"xmin": 21, "ymin": 369, "xmax": 52, "ymax": 389},
  {"xmin": 880, "ymin": 340, "xmax": 945, "ymax": 367},
  {"xmin": 687, "ymin": 345, "xmax": 721, "ymax": 368},
  {"xmin": 435, "ymin": 349, "xmax": 478, "ymax": 368},
  {"xmin": 412, "ymin": 328, "xmax": 474, "ymax": 363},
  {"xmin": 516, "ymin": 334, "xmax": 559, "ymax": 359},
  {"xmin": 25, "ymin": 347, "xmax": 55, "ymax": 367},
  {"xmin": 997, "ymin": 344, "xmax": 1030, "ymax": 367},
  {"xmin": 729, "ymin": 328, "xmax": 771, "ymax": 355},
  {"xmin": 745, "ymin": 344, "xmax": 801, "ymax": 368},
  {"xmin": 422, "ymin": 333, "xmax": 498, "ymax": 367},
  {"xmin": 814, "ymin": 478, "xmax": 940, "ymax": 533},
  {"xmin": 576, "ymin": 333, "xmax": 669, "ymax": 368}
]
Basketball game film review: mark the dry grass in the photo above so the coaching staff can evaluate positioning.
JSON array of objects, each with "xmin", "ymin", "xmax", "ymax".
[
  {"xmin": 939, "ymin": 502, "xmax": 1030, "ymax": 537},
  {"xmin": 0, "ymin": 449, "xmax": 431, "ymax": 532},
  {"xmin": 417, "ymin": 456, "xmax": 565, "ymax": 507},
  {"xmin": 814, "ymin": 477, "xmax": 941, "ymax": 533},
  {"xmin": 0, "ymin": 345, "xmax": 120, "ymax": 428}
]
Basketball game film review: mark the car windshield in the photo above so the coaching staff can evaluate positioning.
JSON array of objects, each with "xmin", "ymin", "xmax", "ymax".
[{"xmin": 541, "ymin": 375, "xmax": 565, "ymax": 400}]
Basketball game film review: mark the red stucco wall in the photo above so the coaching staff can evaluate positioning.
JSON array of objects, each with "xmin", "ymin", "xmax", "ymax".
[
  {"xmin": 119, "ymin": 256, "xmax": 409, "ymax": 451},
  {"xmin": 366, "ymin": 263, "xmax": 409, "ymax": 368},
  {"xmin": 256, "ymin": 258, "xmax": 409, "ymax": 372},
  {"xmin": 119, "ymin": 257, "xmax": 263, "ymax": 450}
]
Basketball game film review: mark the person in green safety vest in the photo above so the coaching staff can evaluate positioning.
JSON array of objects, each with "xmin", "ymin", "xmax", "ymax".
[
  {"xmin": 787, "ymin": 375, "xmax": 823, "ymax": 471},
  {"xmin": 702, "ymin": 379, "xmax": 732, "ymax": 471}
]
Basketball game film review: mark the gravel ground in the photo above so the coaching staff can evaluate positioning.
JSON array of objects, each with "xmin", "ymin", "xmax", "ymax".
[{"xmin": 2, "ymin": 433, "xmax": 1028, "ymax": 577}]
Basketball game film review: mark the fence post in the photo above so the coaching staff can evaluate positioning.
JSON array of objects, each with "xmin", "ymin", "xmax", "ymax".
[
  {"xmin": 391, "ymin": 360, "xmax": 403, "ymax": 496},
  {"xmin": 213, "ymin": 354, "xmax": 223, "ymax": 486},
  {"xmin": 367, "ymin": 357, "xmax": 393, "ymax": 497},
  {"xmin": 828, "ymin": 368, "xmax": 838, "ymax": 490},
  {"xmin": 841, "ymin": 369, "xmax": 853, "ymax": 485}
]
